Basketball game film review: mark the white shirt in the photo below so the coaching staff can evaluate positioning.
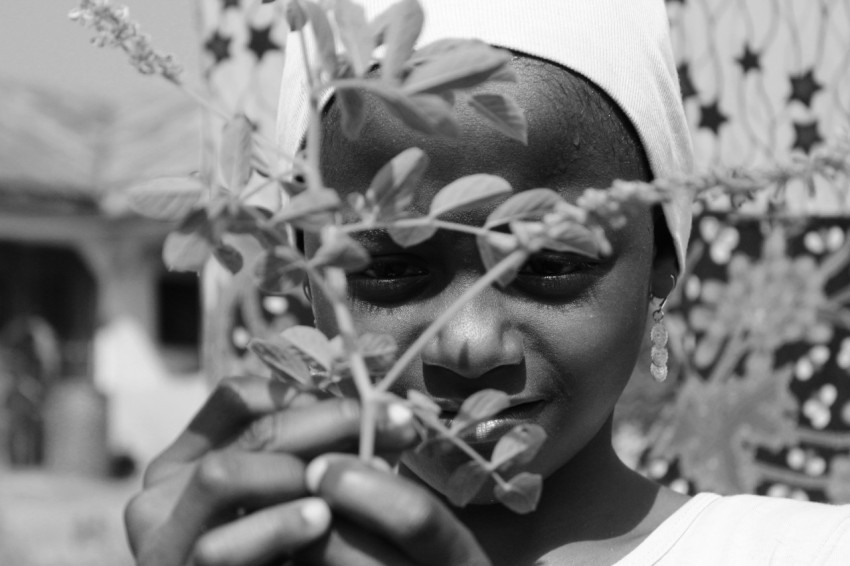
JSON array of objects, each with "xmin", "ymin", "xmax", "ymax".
[{"xmin": 616, "ymin": 493, "xmax": 850, "ymax": 565}]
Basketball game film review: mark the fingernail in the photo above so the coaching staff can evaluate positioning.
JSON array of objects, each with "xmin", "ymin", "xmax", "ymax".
[
  {"xmin": 387, "ymin": 403, "xmax": 413, "ymax": 429},
  {"xmin": 369, "ymin": 456, "xmax": 392, "ymax": 472},
  {"xmin": 305, "ymin": 456, "xmax": 329, "ymax": 493},
  {"xmin": 300, "ymin": 498, "xmax": 331, "ymax": 529}
]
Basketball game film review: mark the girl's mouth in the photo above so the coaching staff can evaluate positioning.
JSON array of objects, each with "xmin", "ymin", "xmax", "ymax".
[{"xmin": 439, "ymin": 400, "xmax": 546, "ymax": 445}]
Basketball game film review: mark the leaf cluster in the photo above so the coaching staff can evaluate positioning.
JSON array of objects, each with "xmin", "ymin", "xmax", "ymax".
[
  {"xmin": 108, "ymin": 0, "xmax": 692, "ymax": 516},
  {"xmin": 248, "ymin": 330, "xmax": 546, "ymax": 513},
  {"xmin": 406, "ymin": 389, "xmax": 546, "ymax": 513}
]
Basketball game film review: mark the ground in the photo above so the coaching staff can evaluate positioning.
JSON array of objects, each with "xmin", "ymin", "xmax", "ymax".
[{"xmin": 0, "ymin": 470, "xmax": 136, "ymax": 566}]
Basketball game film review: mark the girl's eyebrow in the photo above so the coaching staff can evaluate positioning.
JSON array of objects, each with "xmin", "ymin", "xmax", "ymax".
[{"xmin": 349, "ymin": 228, "xmax": 398, "ymax": 247}]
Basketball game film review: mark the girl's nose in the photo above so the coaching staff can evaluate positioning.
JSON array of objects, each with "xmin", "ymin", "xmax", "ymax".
[{"xmin": 419, "ymin": 287, "xmax": 523, "ymax": 379}]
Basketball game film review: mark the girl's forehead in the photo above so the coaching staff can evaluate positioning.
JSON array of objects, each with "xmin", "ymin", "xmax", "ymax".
[{"xmin": 321, "ymin": 58, "xmax": 648, "ymax": 207}]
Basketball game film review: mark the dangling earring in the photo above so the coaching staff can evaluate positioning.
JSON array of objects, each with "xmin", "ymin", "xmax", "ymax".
[{"xmin": 650, "ymin": 296, "xmax": 669, "ymax": 383}]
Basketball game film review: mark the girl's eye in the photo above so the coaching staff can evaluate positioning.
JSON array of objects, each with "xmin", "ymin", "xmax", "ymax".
[
  {"xmin": 361, "ymin": 257, "xmax": 428, "ymax": 279},
  {"xmin": 514, "ymin": 252, "xmax": 598, "ymax": 298},
  {"xmin": 518, "ymin": 253, "xmax": 588, "ymax": 277},
  {"xmin": 348, "ymin": 255, "xmax": 430, "ymax": 305}
]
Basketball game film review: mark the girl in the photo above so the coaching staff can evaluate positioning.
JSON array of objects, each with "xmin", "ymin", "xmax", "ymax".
[{"xmin": 126, "ymin": 1, "xmax": 850, "ymax": 564}]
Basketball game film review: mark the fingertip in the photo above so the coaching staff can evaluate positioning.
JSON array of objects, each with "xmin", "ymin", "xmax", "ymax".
[
  {"xmin": 305, "ymin": 456, "xmax": 330, "ymax": 493},
  {"xmin": 377, "ymin": 402, "xmax": 418, "ymax": 448},
  {"xmin": 387, "ymin": 403, "xmax": 413, "ymax": 429},
  {"xmin": 368, "ymin": 456, "xmax": 392, "ymax": 473},
  {"xmin": 300, "ymin": 497, "xmax": 331, "ymax": 531}
]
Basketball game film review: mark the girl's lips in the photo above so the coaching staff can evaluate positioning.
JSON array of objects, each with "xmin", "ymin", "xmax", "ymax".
[{"xmin": 438, "ymin": 400, "xmax": 546, "ymax": 444}]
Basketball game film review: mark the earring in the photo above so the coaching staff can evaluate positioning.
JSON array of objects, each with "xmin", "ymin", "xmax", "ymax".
[{"xmin": 650, "ymin": 297, "xmax": 669, "ymax": 383}]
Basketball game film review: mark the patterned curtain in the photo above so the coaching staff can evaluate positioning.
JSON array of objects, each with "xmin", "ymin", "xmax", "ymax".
[{"xmin": 629, "ymin": 0, "xmax": 850, "ymax": 503}]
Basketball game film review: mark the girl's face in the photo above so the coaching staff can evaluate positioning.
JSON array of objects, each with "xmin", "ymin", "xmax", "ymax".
[{"xmin": 306, "ymin": 59, "xmax": 674, "ymax": 498}]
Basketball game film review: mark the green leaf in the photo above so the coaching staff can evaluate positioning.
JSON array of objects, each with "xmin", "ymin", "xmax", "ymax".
[
  {"xmin": 486, "ymin": 65, "xmax": 519, "ymax": 84},
  {"xmin": 445, "ymin": 461, "xmax": 490, "ymax": 507},
  {"xmin": 542, "ymin": 220, "xmax": 601, "ymax": 259},
  {"xmin": 494, "ymin": 472, "xmax": 542, "ymax": 514},
  {"xmin": 334, "ymin": 0, "xmax": 373, "ymax": 77},
  {"xmin": 126, "ymin": 176, "xmax": 205, "ymax": 221},
  {"xmin": 429, "ymin": 174, "xmax": 512, "ymax": 218},
  {"xmin": 406, "ymin": 389, "xmax": 441, "ymax": 419},
  {"xmin": 475, "ymin": 231, "xmax": 522, "ymax": 288},
  {"xmin": 395, "ymin": 93, "xmax": 459, "ymax": 137},
  {"xmin": 280, "ymin": 325, "xmax": 333, "ymax": 370},
  {"xmin": 366, "ymin": 147, "xmax": 429, "ymax": 219},
  {"xmin": 387, "ymin": 214, "xmax": 437, "ymax": 247},
  {"xmin": 341, "ymin": 81, "xmax": 458, "ymax": 136},
  {"xmin": 403, "ymin": 39, "xmax": 511, "ymax": 95},
  {"xmin": 254, "ymin": 247, "xmax": 307, "ymax": 294},
  {"xmin": 309, "ymin": 231, "xmax": 371, "ymax": 271},
  {"xmin": 358, "ymin": 332, "xmax": 397, "ymax": 374},
  {"xmin": 468, "ymin": 93, "xmax": 527, "ymax": 144},
  {"xmin": 509, "ymin": 221, "xmax": 546, "ymax": 253},
  {"xmin": 163, "ymin": 230, "xmax": 212, "ymax": 272},
  {"xmin": 221, "ymin": 114, "xmax": 254, "ymax": 192},
  {"xmin": 485, "ymin": 188, "xmax": 565, "ymax": 227},
  {"xmin": 450, "ymin": 389, "xmax": 510, "ymax": 434},
  {"xmin": 302, "ymin": 1, "xmax": 338, "ymax": 77},
  {"xmin": 373, "ymin": 0, "xmax": 423, "ymax": 82},
  {"xmin": 490, "ymin": 424, "xmax": 546, "ymax": 470},
  {"xmin": 271, "ymin": 188, "xmax": 340, "ymax": 232},
  {"xmin": 212, "ymin": 243, "xmax": 244, "ymax": 274},
  {"xmin": 337, "ymin": 87, "xmax": 367, "ymax": 139},
  {"xmin": 223, "ymin": 205, "xmax": 279, "ymax": 249},
  {"xmin": 248, "ymin": 337, "xmax": 312, "ymax": 385}
]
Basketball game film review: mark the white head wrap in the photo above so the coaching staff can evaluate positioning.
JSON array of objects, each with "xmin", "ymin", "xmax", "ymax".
[{"xmin": 277, "ymin": 0, "xmax": 694, "ymax": 272}]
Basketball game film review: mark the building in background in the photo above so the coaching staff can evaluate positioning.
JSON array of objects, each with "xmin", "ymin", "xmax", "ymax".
[{"xmin": 0, "ymin": 79, "xmax": 205, "ymax": 469}]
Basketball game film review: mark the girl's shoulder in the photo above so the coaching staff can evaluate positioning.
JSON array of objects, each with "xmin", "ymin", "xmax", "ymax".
[{"xmin": 616, "ymin": 492, "xmax": 850, "ymax": 565}]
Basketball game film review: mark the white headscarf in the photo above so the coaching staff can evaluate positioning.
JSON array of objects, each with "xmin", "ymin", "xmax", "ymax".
[{"xmin": 277, "ymin": 0, "xmax": 694, "ymax": 272}]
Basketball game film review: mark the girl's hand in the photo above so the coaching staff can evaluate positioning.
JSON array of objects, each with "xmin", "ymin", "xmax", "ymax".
[
  {"xmin": 293, "ymin": 454, "xmax": 493, "ymax": 566},
  {"xmin": 124, "ymin": 376, "xmax": 416, "ymax": 566}
]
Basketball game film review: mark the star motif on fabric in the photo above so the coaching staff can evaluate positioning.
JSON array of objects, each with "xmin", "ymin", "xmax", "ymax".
[
  {"xmin": 792, "ymin": 120, "xmax": 823, "ymax": 154},
  {"xmin": 788, "ymin": 69, "xmax": 822, "ymax": 107},
  {"xmin": 221, "ymin": 0, "xmax": 241, "ymax": 9},
  {"xmin": 736, "ymin": 44, "xmax": 761, "ymax": 74},
  {"xmin": 698, "ymin": 99, "xmax": 728, "ymax": 134},
  {"xmin": 248, "ymin": 25, "xmax": 280, "ymax": 61},
  {"xmin": 677, "ymin": 63, "xmax": 698, "ymax": 101},
  {"xmin": 205, "ymin": 31, "xmax": 232, "ymax": 64}
]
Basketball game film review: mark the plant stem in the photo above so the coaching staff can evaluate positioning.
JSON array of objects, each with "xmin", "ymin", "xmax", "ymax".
[
  {"xmin": 177, "ymin": 82, "xmax": 229, "ymax": 121},
  {"xmin": 302, "ymin": 262, "xmax": 378, "ymax": 461},
  {"xmin": 298, "ymin": 24, "xmax": 325, "ymax": 193},
  {"xmin": 328, "ymin": 275, "xmax": 378, "ymax": 461},
  {"xmin": 295, "ymin": 19, "xmax": 376, "ymax": 457},
  {"xmin": 341, "ymin": 218, "xmax": 496, "ymax": 239},
  {"xmin": 376, "ymin": 249, "xmax": 528, "ymax": 394}
]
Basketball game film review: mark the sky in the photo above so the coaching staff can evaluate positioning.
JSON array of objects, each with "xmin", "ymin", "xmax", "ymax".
[{"xmin": 0, "ymin": 0, "xmax": 201, "ymax": 102}]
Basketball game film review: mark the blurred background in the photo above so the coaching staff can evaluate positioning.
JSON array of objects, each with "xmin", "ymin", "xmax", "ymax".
[
  {"xmin": 0, "ymin": 1, "xmax": 848, "ymax": 565},
  {"xmin": 0, "ymin": 2, "xmax": 206, "ymax": 564}
]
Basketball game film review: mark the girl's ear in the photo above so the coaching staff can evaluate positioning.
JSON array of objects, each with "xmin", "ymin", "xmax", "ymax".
[{"xmin": 650, "ymin": 206, "xmax": 679, "ymax": 300}]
